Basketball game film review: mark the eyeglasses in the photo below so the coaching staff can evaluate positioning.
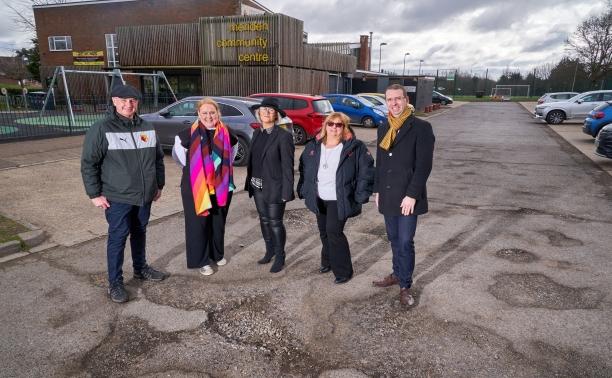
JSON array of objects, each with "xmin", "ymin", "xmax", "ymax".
[
  {"xmin": 326, "ymin": 121, "xmax": 344, "ymax": 128},
  {"xmin": 259, "ymin": 107, "xmax": 276, "ymax": 113}
]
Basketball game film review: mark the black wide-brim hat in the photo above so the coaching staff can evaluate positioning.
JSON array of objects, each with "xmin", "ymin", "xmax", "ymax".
[{"xmin": 249, "ymin": 97, "xmax": 287, "ymax": 118}]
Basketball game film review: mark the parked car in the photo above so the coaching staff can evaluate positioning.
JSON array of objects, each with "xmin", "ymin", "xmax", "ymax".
[
  {"xmin": 534, "ymin": 90, "xmax": 612, "ymax": 125},
  {"xmin": 432, "ymin": 90, "xmax": 453, "ymax": 105},
  {"xmin": 357, "ymin": 92, "xmax": 415, "ymax": 112},
  {"xmin": 537, "ymin": 92, "xmax": 579, "ymax": 104},
  {"xmin": 583, "ymin": 101, "xmax": 612, "ymax": 137},
  {"xmin": 357, "ymin": 93, "xmax": 387, "ymax": 108},
  {"xmin": 324, "ymin": 94, "xmax": 386, "ymax": 128},
  {"xmin": 140, "ymin": 96, "xmax": 275, "ymax": 167},
  {"xmin": 250, "ymin": 93, "xmax": 333, "ymax": 145},
  {"xmin": 594, "ymin": 124, "xmax": 612, "ymax": 159}
]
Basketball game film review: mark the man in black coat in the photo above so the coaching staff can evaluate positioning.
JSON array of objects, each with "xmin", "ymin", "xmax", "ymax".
[{"xmin": 372, "ymin": 84, "xmax": 435, "ymax": 306}]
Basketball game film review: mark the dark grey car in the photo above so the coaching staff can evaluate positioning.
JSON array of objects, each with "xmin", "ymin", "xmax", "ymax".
[{"xmin": 141, "ymin": 96, "xmax": 263, "ymax": 167}]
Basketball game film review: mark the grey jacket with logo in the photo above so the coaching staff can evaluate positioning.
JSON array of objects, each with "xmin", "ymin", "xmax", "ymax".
[{"xmin": 81, "ymin": 109, "xmax": 165, "ymax": 206}]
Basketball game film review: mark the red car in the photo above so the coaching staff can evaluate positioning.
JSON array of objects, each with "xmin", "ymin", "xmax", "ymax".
[{"xmin": 250, "ymin": 93, "xmax": 334, "ymax": 144}]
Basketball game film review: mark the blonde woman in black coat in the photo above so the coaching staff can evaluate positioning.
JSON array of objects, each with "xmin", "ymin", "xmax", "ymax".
[
  {"xmin": 245, "ymin": 97, "xmax": 295, "ymax": 273},
  {"xmin": 297, "ymin": 112, "xmax": 374, "ymax": 284}
]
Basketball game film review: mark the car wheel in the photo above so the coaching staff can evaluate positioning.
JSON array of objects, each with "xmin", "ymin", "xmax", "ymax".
[
  {"xmin": 441, "ymin": 100, "xmax": 447, "ymax": 105},
  {"xmin": 293, "ymin": 125, "xmax": 307, "ymax": 145},
  {"xmin": 546, "ymin": 110, "xmax": 565, "ymax": 125},
  {"xmin": 233, "ymin": 136, "xmax": 249, "ymax": 167},
  {"xmin": 362, "ymin": 116, "xmax": 375, "ymax": 128}
]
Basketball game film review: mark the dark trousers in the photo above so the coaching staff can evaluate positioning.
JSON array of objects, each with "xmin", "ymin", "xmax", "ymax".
[
  {"xmin": 104, "ymin": 201, "xmax": 151, "ymax": 284},
  {"xmin": 384, "ymin": 214, "xmax": 418, "ymax": 289},
  {"xmin": 182, "ymin": 191, "xmax": 232, "ymax": 269},
  {"xmin": 253, "ymin": 189, "xmax": 287, "ymax": 261},
  {"xmin": 316, "ymin": 198, "xmax": 353, "ymax": 279}
]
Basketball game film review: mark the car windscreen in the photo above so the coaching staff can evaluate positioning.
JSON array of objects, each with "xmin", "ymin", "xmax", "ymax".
[
  {"xmin": 364, "ymin": 96, "xmax": 384, "ymax": 106},
  {"xmin": 593, "ymin": 102, "xmax": 611, "ymax": 111},
  {"xmin": 358, "ymin": 97, "xmax": 375, "ymax": 107},
  {"xmin": 313, "ymin": 99, "xmax": 334, "ymax": 114}
]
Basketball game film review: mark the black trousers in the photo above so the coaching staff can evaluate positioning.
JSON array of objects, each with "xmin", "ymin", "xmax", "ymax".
[
  {"xmin": 253, "ymin": 189, "xmax": 287, "ymax": 261},
  {"xmin": 181, "ymin": 190, "xmax": 232, "ymax": 269},
  {"xmin": 316, "ymin": 198, "xmax": 353, "ymax": 279}
]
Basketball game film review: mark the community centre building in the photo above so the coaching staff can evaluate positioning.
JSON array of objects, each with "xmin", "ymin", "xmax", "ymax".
[{"xmin": 33, "ymin": 0, "xmax": 371, "ymax": 97}]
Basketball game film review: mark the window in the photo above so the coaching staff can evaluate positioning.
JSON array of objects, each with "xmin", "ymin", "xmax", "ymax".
[
  {"xmin": 48, "ymin": 36, "xmax": 72, "ymax": 51},
  {"xmin": 105, "ymin": 34, "xmax": 119, "ymax": 67},
  {"xmin": 219, "ymin": 103, "xmax": 242, "ymax": 117},
  {"xmin": 292, "ymin": 99, "xmax": 308, "ymax": 110},
  {"xmin": 602, "ymin": 93, "xmax": 612, "ymax": 101},
  {"xmin": 167, "ymin": 101, "xmax": 197, "ymax": 116}
]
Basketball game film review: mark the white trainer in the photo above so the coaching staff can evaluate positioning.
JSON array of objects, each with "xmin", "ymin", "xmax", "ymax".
[
  {"xmin": 217, "ymin": 258, "xmax": 227, "ymax": 266},
  {"xmin": 199, "ymin": 265, "xmax": 214, "ymax": 276}
]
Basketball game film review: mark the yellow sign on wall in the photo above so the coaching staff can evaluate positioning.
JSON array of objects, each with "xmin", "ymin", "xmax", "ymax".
[{"xmin": 73, "ymin": 51, "xmax": 104, "ymax": 66}]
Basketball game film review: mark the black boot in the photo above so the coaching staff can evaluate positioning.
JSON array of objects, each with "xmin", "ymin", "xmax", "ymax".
[
  {"xmin": 270, "ymin": 254, "xmax": 285, "ymax": 273},
  {"xmin": 257, "ymin": 250, "xmax": 274, "ymax": 264}
]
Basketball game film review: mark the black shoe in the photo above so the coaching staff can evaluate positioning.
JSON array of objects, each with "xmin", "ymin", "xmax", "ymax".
[
  {"xmin": 134, "ymin": 265, "xmax": 168, "ymax": 281},
  {"xmin": 319, "ymin": 266, "xmax": 332, "ymax": 273},
  {"xmin": 270, "ymin": 257, "xmax": 285, "ymax": 273},
  {"xmin": 257, "ymin": 254, "xmax": 273, "ymax": 264},
  {"xmin": 108, "ymin": 281, "xmax": 128, "ymax": 303},
  {"xmin": 334, "ymin": 276, "xmax": 351, "ymax": 284}
]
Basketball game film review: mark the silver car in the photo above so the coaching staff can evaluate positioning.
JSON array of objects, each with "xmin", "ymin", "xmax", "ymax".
[
  {"xmin": 141, "ymin": 96, "xmax": 265, "ymax": 167},
  {"xmin": 537, "ymin": 92, "xmax": 579, "ymax": 105},
  {"xmin": 534, "ymin": 90, "xmax": 612, "ymax": 124}
]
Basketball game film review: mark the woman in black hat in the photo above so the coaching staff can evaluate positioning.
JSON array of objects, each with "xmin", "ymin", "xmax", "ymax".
[{"xmin": 245, "ymin": 97, "xmax": 295, "ymax": 273}]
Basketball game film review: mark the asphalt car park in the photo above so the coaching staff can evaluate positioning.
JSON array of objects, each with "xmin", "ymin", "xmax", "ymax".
[{"xmin": 1, "ymin": 102, "xmax": 611, "ymax": 376}]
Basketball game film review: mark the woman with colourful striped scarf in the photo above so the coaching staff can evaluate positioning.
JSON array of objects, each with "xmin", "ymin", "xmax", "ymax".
[{"xmin": 172, "ymin": 98, "xmax": 236, "ymax": 276}]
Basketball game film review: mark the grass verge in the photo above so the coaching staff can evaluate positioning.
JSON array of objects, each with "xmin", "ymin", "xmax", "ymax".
[{"xmin": 0, "ymin": 214, "xmax": 28, "ymax": 244}]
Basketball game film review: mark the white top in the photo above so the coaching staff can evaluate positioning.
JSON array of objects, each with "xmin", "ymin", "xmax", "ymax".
[{"xmin": 317, "ymin": 143, "xmax": 343, "ymax": 201}]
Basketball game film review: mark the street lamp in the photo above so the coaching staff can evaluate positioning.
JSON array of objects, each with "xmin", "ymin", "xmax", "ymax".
[
  {"xmin": 378, "ymin": 42, "xmax": 387, "ymax": 73},
  {"xmin": 418, "ymin": 59, "xmax": 424, "ymax": 75},
  {"xmin": 402, "ymin": 52, "xmax": 410, "ymax": 76}
]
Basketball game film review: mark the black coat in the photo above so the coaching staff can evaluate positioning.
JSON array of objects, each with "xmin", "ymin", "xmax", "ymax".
[
  {"xmin": 374, "ymin": 114, "xmax": 435, "ymax": 216},
  {"xmin": 297, "ymin": 137, "xmax": 375, "ymax": 221},
  {"xmin": 245, "ymin": 126, "xmax": 295, "ymax": 203}
]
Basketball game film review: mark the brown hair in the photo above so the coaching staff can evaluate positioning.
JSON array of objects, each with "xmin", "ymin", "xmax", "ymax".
[
  {"xmin": 196, "ymin": 97, "xmax": 222, "ymax": 117},
  {"xmin": 318, "ymin": 112, "xmax": 353, "ymax": 143},
  {"xmin": 385, "ymin": 84, "xmax": 407, "ymax": 99}
]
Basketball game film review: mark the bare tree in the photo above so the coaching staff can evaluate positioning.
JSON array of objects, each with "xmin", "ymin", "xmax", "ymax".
[
  {"xmin": 3, "ymin": 0, "xmax": 68, "ymax": 33},
  {"xmin": 566, "ymin": 1, "xmax": 612, "ymax": 86}
]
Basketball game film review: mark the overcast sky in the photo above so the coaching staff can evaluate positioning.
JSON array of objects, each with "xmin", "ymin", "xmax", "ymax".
[{"xmin": 0, "ymin": 0, "xmax": 608, "ymax": 79}]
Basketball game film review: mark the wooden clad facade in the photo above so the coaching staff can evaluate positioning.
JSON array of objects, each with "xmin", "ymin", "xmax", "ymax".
[
  {"xmin": 117, "ymin": 24, "xmax": 200, "ymax": 67},
  {"xmin": 116, "ymin": 13, "xmax": 356, "ymax": 95}
]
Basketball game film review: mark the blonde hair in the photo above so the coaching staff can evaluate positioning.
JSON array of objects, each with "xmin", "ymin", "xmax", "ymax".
[
  {"xmin": 318, "ymin": 112, "xmax": 352, "ymax": 143},
  {"xmin": 196, "ymin": 97, "xmax": 222, "ymax": 117}
]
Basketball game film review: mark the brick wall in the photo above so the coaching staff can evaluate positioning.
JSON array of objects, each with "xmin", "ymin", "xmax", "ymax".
[{"xmin": 34, "ymin": 0, "xmax": 255, "ymax": 68}]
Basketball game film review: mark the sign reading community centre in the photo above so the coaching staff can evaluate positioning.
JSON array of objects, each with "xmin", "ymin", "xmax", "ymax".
[{"xmin": 215, "ymin": 21, "xmax": 270, "ymax": 63}]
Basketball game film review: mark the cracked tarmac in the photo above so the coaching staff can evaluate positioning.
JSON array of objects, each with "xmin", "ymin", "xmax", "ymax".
[{"xmin": 1, "ymin": 102, "xmax": 612, "ymax": 377}]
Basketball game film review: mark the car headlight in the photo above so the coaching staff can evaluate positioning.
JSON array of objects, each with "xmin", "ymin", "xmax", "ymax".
[{"xmin": 373, "ymin": 109, "xmax": 385, "ymax": 117}]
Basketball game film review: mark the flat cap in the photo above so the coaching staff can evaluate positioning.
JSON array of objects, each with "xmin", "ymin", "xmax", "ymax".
[{"xmin": 110, "ymin": 84, "xmax": 142, "ymax": 100}]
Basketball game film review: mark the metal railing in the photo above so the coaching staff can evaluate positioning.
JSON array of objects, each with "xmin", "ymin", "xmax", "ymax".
[{"xmin": 0, "ymin": 94, "xmax": 177, "ymax": 142}]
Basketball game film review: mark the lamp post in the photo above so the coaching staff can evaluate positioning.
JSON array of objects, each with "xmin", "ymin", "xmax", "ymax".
[
  {"xmin": 571, "ymin": 59, "xmax": 579, "ymax": 92},
  {"xmin": 402, "ymin": 52, "xmax": 410, "ymax": 76},
  {"xmin": 418, "ymin": 59, "xmax": 424, "ymax": 75},
  {"xmin": 378, "ymin": 42, "xmax": 387, "ymax": 73}
]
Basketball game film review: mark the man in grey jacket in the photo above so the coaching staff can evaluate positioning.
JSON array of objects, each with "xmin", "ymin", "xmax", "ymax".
[{"xmin": 81, "ymin": 84, "xmax": 167, "ymax": 303}]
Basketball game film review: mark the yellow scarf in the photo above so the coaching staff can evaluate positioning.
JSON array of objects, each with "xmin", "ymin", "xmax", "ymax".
[{"xmin": 379, "ymin": 106, "xmax": 412, "ymax": 150}]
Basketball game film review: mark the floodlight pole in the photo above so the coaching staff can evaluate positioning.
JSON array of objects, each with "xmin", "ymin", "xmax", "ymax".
[
  {"xmin": 402, "ymin": 52, "xmax": 410, "ymax": 76},
  {"xmin": 379, "ymin": 42, "xmax": 387, "ymax": 73}
]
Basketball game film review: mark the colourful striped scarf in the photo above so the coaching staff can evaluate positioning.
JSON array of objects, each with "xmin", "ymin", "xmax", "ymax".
[{"xmin": 189, "ymin": 120, "xmax": 235, "ymax": 216}]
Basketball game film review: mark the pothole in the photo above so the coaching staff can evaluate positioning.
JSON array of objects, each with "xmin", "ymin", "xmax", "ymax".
[
  {"xmin": 80, "ymin": 317, "xmax": 180, "ymax": 377},
  {"xmin": 488, "ymin": 273, "xmax": 602, "ymax": 310},
  {"xmin": 494, "ymin": 248, "xmax": 539, "ymax": 263},
  {"xmin": 538, "ymin": 230, "xmax": 583, "ymax": 247}
]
